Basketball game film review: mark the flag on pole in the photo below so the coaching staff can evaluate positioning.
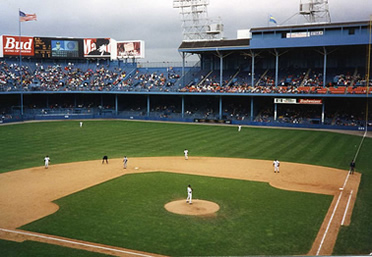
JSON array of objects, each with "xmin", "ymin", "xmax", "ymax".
[
  {"xmin": 19, "ymin": 11, "xmax": 37, "ymax": 22},
  {"xmin": 269, "ymin": 14, "xmax": 277, "ymax": 24}
]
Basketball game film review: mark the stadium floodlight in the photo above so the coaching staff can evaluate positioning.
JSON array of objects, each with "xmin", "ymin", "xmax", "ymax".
[
  {"xmin": 173, "ymin": 0, "xmax": 224, "ymax": 41},
  {"xmin": 299, "ymin": 0, "xmax": 331, "ymax": 23}
]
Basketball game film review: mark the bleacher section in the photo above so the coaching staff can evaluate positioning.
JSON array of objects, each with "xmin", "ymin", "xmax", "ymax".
[{"xmin": 1, "ymin": 59, "xmax": 371, "ymax": 129}]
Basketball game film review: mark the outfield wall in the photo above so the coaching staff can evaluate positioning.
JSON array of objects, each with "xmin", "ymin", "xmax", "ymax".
[{"xmin": 1, "ymin": 91, "xmax": 371, "ymax": 131}]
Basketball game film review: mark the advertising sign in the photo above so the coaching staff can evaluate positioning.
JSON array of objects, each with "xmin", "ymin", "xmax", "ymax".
[
  {"xmin": 274, "ymin": 98, "xmax": 297, "ymax": 104},
  {"xmin": 84, "ymin": 38, "xmax": 111, "ymax": 58},
  {"xmin": 0, "ymin": 37, "xmax": 3, "ymax": 58},
  {"xmin": 298, "ymin": 99, "xmax": 323, "ymax": 105},
  {"xmin": 274, "ymin": 98, "xmax": 323, "ymax": 105},
  {"xmin": 2, "ymin": 35, "xmax": 34, "ymax": 56},
  {"xmin": 116, "ymin": 40, "xmax": 144, "ymax": 59}
]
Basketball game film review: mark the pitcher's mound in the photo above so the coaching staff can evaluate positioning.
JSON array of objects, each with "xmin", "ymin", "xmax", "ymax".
[{"xmin": 164, "ymin": 199, "xmax": 220, "ymax": 216}]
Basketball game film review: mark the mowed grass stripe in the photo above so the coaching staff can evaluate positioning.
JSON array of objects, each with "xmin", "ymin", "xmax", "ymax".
[
  {"xmin": 21, "ymin": 172, "xmax": 332, "ymax": 256},
  {"xmin": 277, "ymin": 131, "xmax": 329, "ymax": 163},
  {"xmin": 1, "ymin": 120, "xmax": 371, "ymax": 256},
  {"xmin": 0, "ymin": 120, "xmax": 364, "ymax": 172}
]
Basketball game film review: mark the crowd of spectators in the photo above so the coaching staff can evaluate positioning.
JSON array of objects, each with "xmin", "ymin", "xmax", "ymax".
[
  {"xmin": 0, "ymin": 61, "xmax": 181, "ymax": 93},
  {"xmin": 1, "ymin": 60, "xmax": 371, "ymax": 94},
  {"xmin": 2, "ymin": 60, "xmax": 371, "ymax": 127},
  {"xmin": 178, "ymin": 68, "xmax": 370, "ymax": 94}
]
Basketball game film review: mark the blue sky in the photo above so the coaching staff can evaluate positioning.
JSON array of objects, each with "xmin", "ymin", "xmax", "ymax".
[{"xmin": 1, "ymin": 0, "xmax": 371, "ymax": 62}]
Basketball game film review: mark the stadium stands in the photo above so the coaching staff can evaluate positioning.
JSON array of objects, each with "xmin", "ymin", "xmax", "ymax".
[{"xmin": 1, "ymin": 20, "xmax": 371, "ymax": 129}]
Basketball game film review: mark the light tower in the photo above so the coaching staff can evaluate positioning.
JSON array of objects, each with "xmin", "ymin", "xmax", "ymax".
[
  {"xmin": 299, "ymin": 0, "xmax": 331, "ymax": 23},
  {"xmin": 173, "ymin": 0, "xmax": 223, "ymax": 41}
]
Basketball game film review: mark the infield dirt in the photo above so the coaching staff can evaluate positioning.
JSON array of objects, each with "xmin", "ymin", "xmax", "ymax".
[{"xmin": 0, "ymin": 157, "xmax": 361, "ymax": 256}]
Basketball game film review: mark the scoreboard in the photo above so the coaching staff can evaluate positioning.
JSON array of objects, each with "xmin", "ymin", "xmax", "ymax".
[
  {"xmin": 33, "ymin": 37, "xmax": 83, "ymax": 59},
  {"xmin": 34, "ymin": 37, "xmax": 51, "ymax": 58},
  {"xmin": 51, "ymin": 39, "xmax": 82, "ymax": 58}
]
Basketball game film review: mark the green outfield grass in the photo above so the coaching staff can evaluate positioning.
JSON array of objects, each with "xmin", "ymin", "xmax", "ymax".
[
  {"xmin": 0, "ymin": 120, "xmax": 371, "ymax": 255},
  {"xmin": 0, "ymin": 239, "xmax": 111, "ymax": 257},
  {"xmin": 21, "ymin": 172, "xmax": 332, "ymax": 256}
]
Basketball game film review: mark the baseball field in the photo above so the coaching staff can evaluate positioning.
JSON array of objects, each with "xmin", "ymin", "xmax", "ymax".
[{"xmin": 0, "ymin": 120, "xmax": 371, "ymax": 256}]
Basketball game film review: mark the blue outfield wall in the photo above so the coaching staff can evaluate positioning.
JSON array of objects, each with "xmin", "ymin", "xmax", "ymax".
[{"xmin": 1, "ymin": 113, "xmax": 367, "ymax": 132}]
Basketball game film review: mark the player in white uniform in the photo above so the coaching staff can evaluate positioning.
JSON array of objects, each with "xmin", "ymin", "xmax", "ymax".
[
  {"xmin": 184, "ymin": 149, "xmax": 189, "ymax": 160},
  {"xmin": 44, "ymin": 155, "xmax": 50, "ymax": 169},
  {"xmin": 123, "ymin": 156, "xmax": 128, "ymax": 169},
  {"xmin": 273, "ymin": 159, "xmax": 280, "ymax": 173},
  {"xmin": 186, "ymin": 185, "xmax": 193, "ymax": 204}
]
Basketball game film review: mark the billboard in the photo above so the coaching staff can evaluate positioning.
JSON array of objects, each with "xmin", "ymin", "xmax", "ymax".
[
  {"xmin": 0, "ymin": 37, "xmax": 3, "ymax": 57},
  {"xmin": 2, "ymin": 35, "xmax": 34, "ymax": 56},
  {"xmin": 274, "ymin": 98, "xmax": 297, "ymax": 104},
  {"xmin": 274, "ymin": 98, "xmax": 323, "ymax": 105},
  {"xmin": 116, "ymin": 40, "xmax": 145, "ymax": 59},
  {"xmin": 298, "ymin": 99, "xmax": 323, "ymax": 105},
  {"xmin": 84, "ymin": 38, "xmax": 111, "ymax": 58},
  {"xmin": 1, "ymin": 35, "xmax": 143, "ymax": 60}
]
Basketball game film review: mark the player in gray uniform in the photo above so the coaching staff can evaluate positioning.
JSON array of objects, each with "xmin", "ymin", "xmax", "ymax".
[{"xmin": 123, "ymin": 156, "xmax": 128, "ymax": 169}]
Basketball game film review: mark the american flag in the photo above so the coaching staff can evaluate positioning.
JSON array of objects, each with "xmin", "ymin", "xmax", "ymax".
[{"xmin": 19, "ymin": 11, "xmax": 37, "ymax": 22}]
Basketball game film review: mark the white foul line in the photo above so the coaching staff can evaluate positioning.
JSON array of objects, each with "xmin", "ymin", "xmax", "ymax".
[
  {"xmin": 0, "ymin": 228, "xmax": 155, "ymax": 257},
  {"xmin": 316, "ymin": 190, "xmax": 343, "ymax": 256},
  {"xmin": 341, "ymin": 172, "xmax": 350, "ymax": 190},
  {"xmin": 316, "ymin": 165, "xmax": 353, "ymax": 256},
  {"xmin": 341, "ymin": 190, "xmax": 354, "ymax": 226}
]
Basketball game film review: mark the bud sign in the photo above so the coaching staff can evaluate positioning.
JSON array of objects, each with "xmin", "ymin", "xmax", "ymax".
[{"xmin": 2, "ymin": 35, "xmax": 34, "ymax": 56}]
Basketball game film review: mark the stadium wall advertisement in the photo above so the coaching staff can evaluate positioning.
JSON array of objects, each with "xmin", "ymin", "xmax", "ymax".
[
  {"xmin": 84, "ymin": 38, "xmax": 111, "ymax": 58},
  {"xmin": 1, "ymin": 35, "xmax": 144, "ymax": 60},
  {"xmin": 116, "ymin": 40, "xmax": 145, "ymax": 59},
  {"xmin": 274, "ymin": 98, "xmax": 323, "ymax": 104},
  {"xmin": 2, "ymin": 35, "xmax": 34, "ymax": 56}
]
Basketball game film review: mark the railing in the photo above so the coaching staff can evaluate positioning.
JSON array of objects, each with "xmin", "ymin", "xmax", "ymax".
[{"xmin": 136, "ymin": 61, "xmax": 200, "ymax": 68}]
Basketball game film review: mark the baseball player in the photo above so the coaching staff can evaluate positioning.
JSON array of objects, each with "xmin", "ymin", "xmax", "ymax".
[
  {"xmin": 186, "ymin": 184, "xmax": 193, "ymax": 204},
  {"xmin": 123, "ymin": 156, "xmax": 128, "ymax": 169},
  {"xmin": 184, "ymin": 149, "xmax": 189, "ymax": 160},
  {"xmin": 102, "ymin": 155, "xmax": 108, "ymax": 164},
  {"xmin": 238, "ymin": 125, "xmax": 242, "ymax": 132},
  {"xmin": 44, "ymin": 155, "xmax": 50, "ymax": 169},
  {"xmin": 273, "ymin": 159, "xmax": 280, "ymax": 173},
  {"xmin": 80, "ymin": 121, "xmax": 83, "ymax": 127},
  {"xmin": 349, "ymin": 160, "xmax": 356, "ymax": 174}
]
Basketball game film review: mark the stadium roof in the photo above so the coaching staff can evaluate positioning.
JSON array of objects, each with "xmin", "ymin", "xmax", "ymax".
[
  {"xmin": 178, "ymin": 39, "xmax": 250, "ymax": 52},
  {"xmin": 250, "ymin": 20, "xmax": 371, "ymax": 32},
  {"xmin": 178, "ymin": 20, "xmax": 371, "ymax": 54}
]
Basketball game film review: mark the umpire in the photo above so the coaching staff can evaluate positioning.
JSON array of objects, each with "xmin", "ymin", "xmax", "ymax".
[{"xmin": 349, "ymin": 159, "xmax": 355, "ymax": 174}]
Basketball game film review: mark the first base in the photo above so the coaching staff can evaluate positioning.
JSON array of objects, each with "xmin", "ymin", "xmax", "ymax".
[
  {"xmin": 339, "ymin": 188, "xmax": 344, "ymax": 190},
  {"xmin": 135, "ymin": 167, "xmax": 139, "ymax": 170}
]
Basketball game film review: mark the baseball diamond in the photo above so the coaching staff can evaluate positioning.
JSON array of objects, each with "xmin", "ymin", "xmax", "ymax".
[
  {"xmin": 0, "ymin": 157, "xmax": 361, "ymax": 256},
  {"xmin": 1, "ymin": 1, "xmax": 372, "ymax": 255},
  {"xmin": 0, "ymin": 124, "xmax": 367, "ymax": 256}
]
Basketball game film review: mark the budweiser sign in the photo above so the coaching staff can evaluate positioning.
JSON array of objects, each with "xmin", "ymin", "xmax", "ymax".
[
  {"xmin": 2, "ymin": 35, "xmax": 34, "ymax": 56},
  {"xmin": 298, "ymin": 99, "xmax": 323, "ymax": 105}
]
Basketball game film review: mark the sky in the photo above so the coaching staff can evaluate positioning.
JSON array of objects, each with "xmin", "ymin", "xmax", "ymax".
[{"xmin": 1, "ymin": 0, "xmax": 371, "ymax": 63}]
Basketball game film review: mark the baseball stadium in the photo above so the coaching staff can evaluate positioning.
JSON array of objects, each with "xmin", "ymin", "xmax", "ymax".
[{"xmin": 1, "ymin": 1, "xmax": 372, "ymax": 256}]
